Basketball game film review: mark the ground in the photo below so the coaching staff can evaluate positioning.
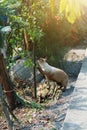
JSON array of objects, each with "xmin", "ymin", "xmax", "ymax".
[{"xmin": 0, "ymin": 45, "xmax": 86, "ymax": 130}]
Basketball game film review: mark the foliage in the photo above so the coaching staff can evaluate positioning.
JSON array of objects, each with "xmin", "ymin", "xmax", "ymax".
[
  {"xmin": 51, "ymin": 128, "xmax": 57, "ymax": 130},
  {"xmin": 0, "ymin": 0, "xmax": 45, "ymax": 109},
  {"xmin": 35, "ymin": 0, "xmax": 87, "ymax": 65},
  {"xmin": 76, "ymin": 12, "xmax": 87, "ymax": 41},
  {"xmin": 16, "ymin": 93, "xmax": 42, "ymax": 109},
  {"xmin": 59, "ymin": 0, "xmax": 87, "ymax": 24},
  {"xmin": 49, "ymin": 0, "xmax": 55, "ymax": 15},
  {"xmin": 0, "ymin": 1, "xmax": 87, "ymax": 128},
  {"xmin": 1, "ymin": 0, "xmax": 86, "ymax": 65},
  {"xmin": 36, "ymin": 10, "xmax": 81, "ymax": 65}
]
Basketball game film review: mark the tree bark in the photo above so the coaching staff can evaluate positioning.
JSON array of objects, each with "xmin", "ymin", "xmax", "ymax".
[
  {"xmin": 0, "ymin": 51, "xmax": 18, "ymax": 110},
  {"xmin": 0, "ymin": 83, "xmax": 14, "ymax": 130}
]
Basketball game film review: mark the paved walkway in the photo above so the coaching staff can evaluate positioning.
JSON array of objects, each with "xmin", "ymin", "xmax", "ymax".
[{"xmin": 62, "ymin": 49, "xmax": 87, "ymax": 130}]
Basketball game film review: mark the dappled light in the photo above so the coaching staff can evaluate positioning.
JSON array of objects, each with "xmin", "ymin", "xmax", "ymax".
[
  {"xmin": 81, "ymin": 0, "xmax": 87, "ymax": 6},
  {"xmin": 0, "ymin": 0, "xmax": 87, "ymax": 129},
  {"xmin": 59, "ymin": 0, "xmax": 87, "ymax": 24}
]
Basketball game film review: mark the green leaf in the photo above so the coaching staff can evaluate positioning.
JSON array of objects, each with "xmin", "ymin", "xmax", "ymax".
[{"xmin": 59, "ymin": 0, "xmax": 84, "ymax": 24}]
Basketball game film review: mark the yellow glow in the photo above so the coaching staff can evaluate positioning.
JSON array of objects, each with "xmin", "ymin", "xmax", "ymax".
[
  {"xmin": 81, "ymin": 0, "xmax": 87, "ymax": 6},
  {"xmin": 0, "ymin": 0, "xmax": 4, "ymax": 3}
]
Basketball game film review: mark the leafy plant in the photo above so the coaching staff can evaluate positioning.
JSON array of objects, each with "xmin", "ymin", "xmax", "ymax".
[
  {"xmin": 59, "ymin": 0, "xmax": 86, "ymax": 24},
  {"xmin": 51, "ymin": 128, "xmax": 57, "ymax": 130}
]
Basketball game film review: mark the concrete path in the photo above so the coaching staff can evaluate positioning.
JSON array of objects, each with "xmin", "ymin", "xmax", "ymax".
[{"xmin": 62, "ymin": 49, "xmax": 87, "ymax": 130}]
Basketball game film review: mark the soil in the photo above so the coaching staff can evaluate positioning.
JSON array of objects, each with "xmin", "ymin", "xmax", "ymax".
[{"xmin": 0, "ymin": 46, "xmax": 86, "ymax": 130}]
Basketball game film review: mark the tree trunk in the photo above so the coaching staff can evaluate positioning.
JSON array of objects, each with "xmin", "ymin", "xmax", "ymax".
[
  {"xmin": 0, "ymin": 83, "xmax": 14, "ymax": 130},
  {"xmin": 0, "ymin": 51, "xmax": 18, "ymax": 110}
]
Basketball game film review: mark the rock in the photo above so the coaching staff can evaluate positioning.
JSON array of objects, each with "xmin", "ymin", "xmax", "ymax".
[{"xmin": 9, "ymin": 59, "xmax": 43, "ymax": 87}]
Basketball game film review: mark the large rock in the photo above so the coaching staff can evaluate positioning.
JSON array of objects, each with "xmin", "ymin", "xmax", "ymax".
[
  {"xmin": 58, "ymin": 49, "xmax": 85, "ymax": 77},
  {"xmin": 9, "ymin": 59, "xmax": 43, "ymax": 87}
]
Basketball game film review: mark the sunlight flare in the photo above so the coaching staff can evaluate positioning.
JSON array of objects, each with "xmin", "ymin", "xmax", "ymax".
[{"xmin": 59, "ymin": 0, "xmax": 87, "ymax": 24}]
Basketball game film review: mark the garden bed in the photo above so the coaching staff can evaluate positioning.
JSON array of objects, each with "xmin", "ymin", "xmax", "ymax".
[{"xmin": 0, "ymin": 48, "xmax": 85, "ymax": 130}]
